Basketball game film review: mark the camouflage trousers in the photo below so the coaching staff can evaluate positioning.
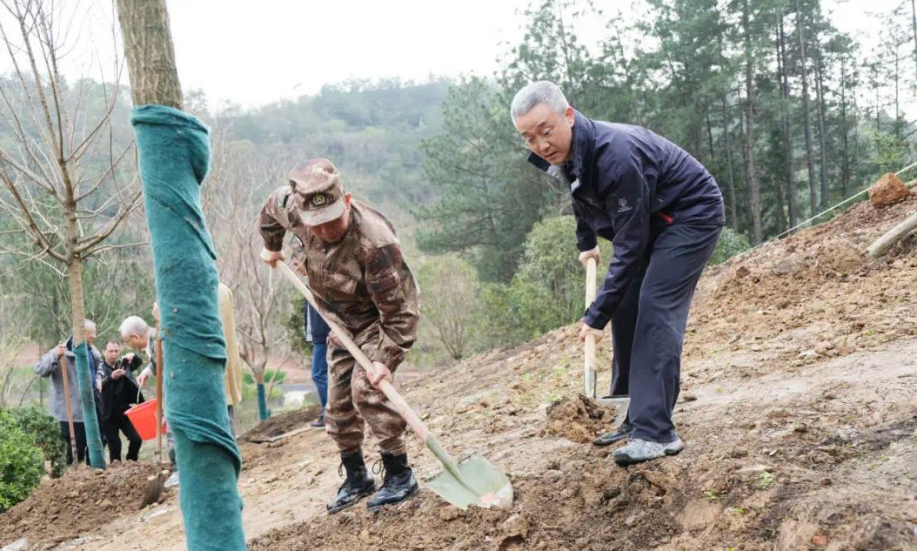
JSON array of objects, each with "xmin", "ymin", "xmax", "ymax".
[{"xmin": 324, "ymin": 342, "xmax": 407, "ymax": 456}]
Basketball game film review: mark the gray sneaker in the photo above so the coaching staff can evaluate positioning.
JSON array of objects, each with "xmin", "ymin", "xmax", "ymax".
[
  {"xmin": 613, "ymin": 438, "xmax": 684, "ymax": 466},
  {"xmin": 664, "ymin": 438, "xmax": 685, "ymax": 456}
]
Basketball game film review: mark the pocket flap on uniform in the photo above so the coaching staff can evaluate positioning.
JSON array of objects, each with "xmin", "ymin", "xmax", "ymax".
[{"xmin": 323, "ymin": 272, "xmax": 359, "ymax": 296}]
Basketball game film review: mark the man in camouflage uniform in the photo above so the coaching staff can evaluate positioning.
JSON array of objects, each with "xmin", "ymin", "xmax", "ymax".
[{"xmin": 259, "ymin": 158, "xmax": 420, "ymax": 513}]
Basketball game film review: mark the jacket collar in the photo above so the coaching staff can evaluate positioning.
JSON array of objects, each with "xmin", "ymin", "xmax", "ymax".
[{"xmin": 526, "ymin": 110, "xmax": 595, "ymax": 190}]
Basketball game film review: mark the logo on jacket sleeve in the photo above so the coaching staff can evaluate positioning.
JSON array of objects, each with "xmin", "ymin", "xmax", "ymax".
[{"xmin": 617, "ymin": 198, "xmax": 633, "ymax": 214}]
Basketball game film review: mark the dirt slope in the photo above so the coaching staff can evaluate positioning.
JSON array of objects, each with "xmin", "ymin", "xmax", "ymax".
[{"xmin": 3, "ymin": 196, "xmax": 917, "ymax": 550}]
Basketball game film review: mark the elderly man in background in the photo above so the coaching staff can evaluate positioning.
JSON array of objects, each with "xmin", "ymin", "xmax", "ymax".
[{"xmin": 35, "ymin": 319, "xmax": 104, "ymax": 465}]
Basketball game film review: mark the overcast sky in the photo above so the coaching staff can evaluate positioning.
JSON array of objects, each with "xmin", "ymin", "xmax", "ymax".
[
  {"xmin": 167, "ymin": 0, "xmax": 912, "ymax": 109},
  {"xmin": 0, "ymin": 0, "xmax": 912, "ymax": 110}
]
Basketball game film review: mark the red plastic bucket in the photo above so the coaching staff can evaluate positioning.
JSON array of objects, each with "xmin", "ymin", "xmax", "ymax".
[{"xmin": 125, "ymin": 399, "xmax": 167, "ymax": 441}]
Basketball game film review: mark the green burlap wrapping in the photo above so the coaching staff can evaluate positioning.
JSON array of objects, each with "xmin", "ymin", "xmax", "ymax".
[
  {"xmin": 131, "ymin": 105, "xmax": 245, "ymax": 551},
  {"xmin": 256, "ymin": 382, "xmax": 269, "ymax": 421},
  {"xmin": 72, "ymin": 341, "xmax": 105, "ymax": 468}
]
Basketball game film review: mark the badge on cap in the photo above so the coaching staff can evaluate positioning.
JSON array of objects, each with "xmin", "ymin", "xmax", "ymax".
[{"xmin": 311, "ymin": 194, "xmax": 328, "ymax": 207}]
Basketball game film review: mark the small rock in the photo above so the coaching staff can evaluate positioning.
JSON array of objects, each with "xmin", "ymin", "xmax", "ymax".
[
  {"xmin": 1, "ymin": 538, "xmax": 30, "ymax": 551},
  {"xmin": 811, "ymin": 534, "xmax": 829, "ymax": 547},
  {"xmin": 736, "ymin": 266, "xmax": 751, "ymax": 278},
  {"xmin": 819, "ymin": 477, "xmax": 833, "ymax": 487},
  {"xmin": 502, "ymin": 514, "xmax": 529, "ymax": 539},
  {"xmin": 624, "ymin": 513, "xmax": 639, "ymax": 527},
  {"xmin": 438, "ymin": 506, "xmax": 461, "ymax": 521},
  {"xmin": 543, "ymin": 469, "xmax": 563, "ymax": 484},
  {"xmin": 99, "ymin": 499, "xmax": 112, "ymax": 508},
  {"xmin": 869, "ymin": 173, "xmax": 910, "ymax": 208},
  {"xmin": 682, "ymin": 393, "xmax": 698, "ymax": 402}
]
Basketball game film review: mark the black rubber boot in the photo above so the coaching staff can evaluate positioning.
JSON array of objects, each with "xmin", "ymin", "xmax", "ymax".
[
  {"xmin": 366, "ymin": 452, "xmax": 419, "ymax": 510},
  {"xmin": 592, "ymin": 421, "xmax": 633, "ymax": 447},
  {"xmin": 327, "ymin": 451, "xmax": 376, "ymax": 514}
]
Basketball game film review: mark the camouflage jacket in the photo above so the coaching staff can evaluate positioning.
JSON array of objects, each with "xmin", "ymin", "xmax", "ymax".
[{"xmin": 259, "ymin": 186, "xmax": 419, "ymax": 368}]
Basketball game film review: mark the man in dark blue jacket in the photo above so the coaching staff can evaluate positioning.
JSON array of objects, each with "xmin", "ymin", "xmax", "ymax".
[{"xmin": 511, "ymin": 81, "xmax": 725, "ymax": 465}]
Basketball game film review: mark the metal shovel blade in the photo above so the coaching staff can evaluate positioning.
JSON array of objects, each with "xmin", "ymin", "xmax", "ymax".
[
  {"xmin": 424, "ymin": 452, "xmax": 514, "ymax": 510},
  {"xmin": 596, "ymin": 395, "xmax": 631, "ymax": 428}
]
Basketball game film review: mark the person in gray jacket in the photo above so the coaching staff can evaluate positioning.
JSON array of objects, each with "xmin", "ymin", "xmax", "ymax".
[{"xmin": 34, "ymin": 319, "xmax": 103, "ymax": 465}]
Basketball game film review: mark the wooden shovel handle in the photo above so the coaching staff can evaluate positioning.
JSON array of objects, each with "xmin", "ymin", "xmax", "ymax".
[
  {"xmin": 277, "ymin": 261, "xmax": 431, "ymax": 441},
  {"xmin": 584, "ymin": 258, "xmax": 597, "ymax": 398},
  {"xmin": 156, "ymin": 321, "xmax": 164, "ymax": 462},
  {"xmin": 59, "ymin": 352, "xmax": 79, "ymax": 466}
]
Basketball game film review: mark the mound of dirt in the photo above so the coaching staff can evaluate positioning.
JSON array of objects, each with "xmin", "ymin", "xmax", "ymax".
[
  {"xmin": 240, "ymin": 405, "xmax": 322, "ymax": 443},
  {"xmin": 543, "ymin": 394, "xmax": 616, "ymax": 443},
  {"xmin": 0, "ymin": 461, "xmax": 172, "ymax": 548}
]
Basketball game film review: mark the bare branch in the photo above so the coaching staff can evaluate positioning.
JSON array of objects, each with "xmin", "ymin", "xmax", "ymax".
[
  {"xmin": 76, "ymin": 189, "xmax": 142, "ymax": 254},
  {"xmin": 0, "ymin": 163, "xmax": 66, "ymax": 262}
]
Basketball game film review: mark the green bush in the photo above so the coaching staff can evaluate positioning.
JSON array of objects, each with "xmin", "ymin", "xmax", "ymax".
[
  {"xmin": 480, "ymin": 216, "xmax": 613, "ymax": 348},
  {"xmin": 242, "ymin": 369, "xmax": 286, "ymax": 386},
  {"xmin": 0, "ymin": 409, "xmax": 44, "ymax": 511},
  {"xmin": 416, "ymin": 254, "xmax": 482, "ymax": 361},
  {"xmin": 9, "ymin": 407, "xmax": 67, "ymax": 478},
  {"xmin": 710, "ymin": 227, "xmax": 751, "ymax": 265}
]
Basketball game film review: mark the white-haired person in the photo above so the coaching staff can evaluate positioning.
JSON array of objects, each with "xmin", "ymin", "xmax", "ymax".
[
  {"xmin": 510, "ymin": 81, "xmax": 725, "ymax": 465},
  {"xmin": 35, "ymin": 318, "xmax": 104, "ymax": 465}
]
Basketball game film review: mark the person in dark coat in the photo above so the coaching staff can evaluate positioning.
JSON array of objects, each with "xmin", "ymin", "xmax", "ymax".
[
  {"xmin": 97, "ymin": 341, "xmax": 144, "ymax": 462},
  {"xmin": 511, "ymin": 81, "xmax": 725, "ymax": 466}
]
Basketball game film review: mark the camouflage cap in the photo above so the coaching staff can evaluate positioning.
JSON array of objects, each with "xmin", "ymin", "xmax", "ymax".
[{"xmin": 288, "ymin": 158, "xmax": 346, "ymax": 225}]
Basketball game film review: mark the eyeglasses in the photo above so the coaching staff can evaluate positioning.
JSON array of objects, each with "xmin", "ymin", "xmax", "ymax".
[{"xmin": 521, "ymin": 127, "xmax": 555, "ymax": 148}]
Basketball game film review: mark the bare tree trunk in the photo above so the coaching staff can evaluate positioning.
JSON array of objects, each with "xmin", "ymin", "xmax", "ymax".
[
  {"xmin": 778, "ymin": 13, "xmax": 798, "ymax": 229},
  {"xmin": 743, "ymin": 0, "xmax": 763, "ymax": 244},
  {"xmin": 840, "ymin": 57, "xmax": 851, "ymax": 197},
  {"xmin": 722, "ymin": 97, "xmax": 739, "ymax": 231},
  {"xmin": 706, "ymin": 112, "xmax": 717, "ymax": 165},
  {"xmin": 116, "ymin": 0, "xmax": 183, "ymax": 110},
  {"xmin": 894, "ymin": 44, "xmax": 901, "ymax": 138},
  {"xmin": 814, "ymin": 39, "xmax": 830, "ymax": 210},
  {"xmin": 796, "ymin": 0, "xmax": 818, "ymax": 218},
  {"xmin": 853, "ymin": 82, "xmax": 862, "ymax": 182},
  {"xmin": 911, "ymin": 0, "xmax": 917, "ymax": 82},
  {"xmin": 874, "ymin": 63, "xmax": 881, "ymax": 132},
  {"xmin": 115, "ymin": 2, "xmax": 244, "ymax": 549}
]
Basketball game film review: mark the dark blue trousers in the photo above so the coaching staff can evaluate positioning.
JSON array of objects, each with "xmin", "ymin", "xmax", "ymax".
[
  {"xmin": 312, "ymin": 341, "xmax": 329, "ymax": 410},
  {"xmin": 609, "ymin": 223, "xmax": 721, "ymax": 443}
]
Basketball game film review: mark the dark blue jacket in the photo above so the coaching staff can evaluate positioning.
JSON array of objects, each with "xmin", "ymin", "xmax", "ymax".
[
  {"xmin": 305, "ymin": 303, "xmax": 331, "ymax": 345},
  {"xmin": 528, "ymin": 111, "xmax": 725, "ymax": 328}
]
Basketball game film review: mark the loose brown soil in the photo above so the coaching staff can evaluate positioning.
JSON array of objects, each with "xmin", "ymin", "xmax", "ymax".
[
  {"xmin": 543, "ymin": 394, "xmax": 617, "ymax": 443},
  {"xmin": 0, "ymin": 461, "xmax": 173, "ymax": 549},
  {"xmin": 3, "ymin": 196, "xmax": 917, "ymax": 550}
]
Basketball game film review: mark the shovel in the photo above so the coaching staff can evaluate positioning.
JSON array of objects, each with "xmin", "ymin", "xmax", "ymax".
[
  {"xmin": 59, "ymin": 350, "xmax": 79, "ymax": 469},
  {"xmin": 277, "ymin": 261, "xmax": 513, "ymax": 510},
  {"xmin": 142, "ymin": 324, "xmax": 169, "ymax": 507},
  {"xmin": 585, "ymin": 259, "xmax": 631, "ymax": 425},
  {"xmin": 584, "ymin": 258, "xmax": 598, "ymax": 398}
]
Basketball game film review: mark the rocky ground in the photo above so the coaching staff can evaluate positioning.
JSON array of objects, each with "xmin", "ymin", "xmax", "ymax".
[{"xmin": 3, "ymin": 196, "xmax": 917, "ymax": 550}]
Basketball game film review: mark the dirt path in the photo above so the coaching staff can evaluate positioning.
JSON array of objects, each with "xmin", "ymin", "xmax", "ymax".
[{"xmin": 6, "ymin": 334, "xmax": 913, "ymax": 551}]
